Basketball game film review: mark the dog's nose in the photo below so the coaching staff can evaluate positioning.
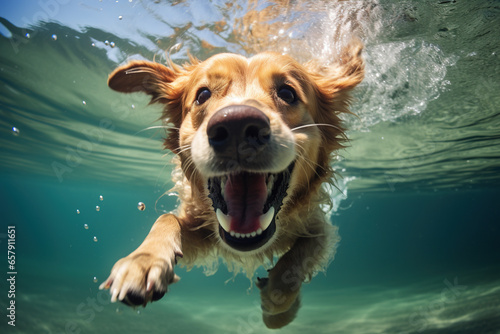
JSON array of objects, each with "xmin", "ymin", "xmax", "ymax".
[{"xmin": 207, "ymin": 105, "xmax": 271, "ymax": 156}]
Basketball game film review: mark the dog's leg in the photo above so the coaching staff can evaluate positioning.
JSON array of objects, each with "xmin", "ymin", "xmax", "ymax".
[
  {"xmin": 257, "ymin": 232, "xmax": 329, "ymax": 329},
  {"xmin": 99, "ymin": 214, "xmax": 183, "ymax": 307}
]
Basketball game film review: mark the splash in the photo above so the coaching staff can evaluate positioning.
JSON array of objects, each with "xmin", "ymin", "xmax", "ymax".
[
  {"xmin": 351, "ymin": 40, "xmax": 458, "ymax": 131},
  {"xmin": 238, "ymin": 1, "xmax": 457, "ymax": 133}
]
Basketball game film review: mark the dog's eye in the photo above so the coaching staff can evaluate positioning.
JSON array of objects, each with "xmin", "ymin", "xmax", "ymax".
[
  {"xmin": 277, "ymin": 86, "xmax": 297, "ymax": 104},
  {"xmin": 195, "ymin": 88, "xmax": 211, "ymax": 105}
]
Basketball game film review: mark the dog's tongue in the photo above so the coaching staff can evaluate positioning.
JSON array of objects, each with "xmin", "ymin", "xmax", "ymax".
[{"xmin": 225, "ymin": 173, "xmax": 267, "ymax": 233}]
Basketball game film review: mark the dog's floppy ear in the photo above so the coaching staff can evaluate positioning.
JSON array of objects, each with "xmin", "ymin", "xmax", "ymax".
[
  {"xmin": 306, "ymin": 39, "xmax": 364, "ymax": 94},
  {"xmin": 108, "ymin": 60, "xmax": 181, "ymax": 104},
  {"xmin": 330, "ymin": 40, "xmax": 364, "ymax": 91},
  {"xmin": 108, "ymin": 60, "xmax": 192, "ymax": 152},
  {"xmin": 304, "ymin": 40, "xmax": 364, "ymax": 158}
]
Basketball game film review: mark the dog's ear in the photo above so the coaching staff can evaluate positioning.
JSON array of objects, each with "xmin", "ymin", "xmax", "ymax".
[
  {"xmin": 108, "ymin": 60, "xmax": 192, "ymax": 153},
  {"xmin": 331, "ymin": 40, "xmax": 364, "ymax": 91},
  {"xmin": 304, "ymin": 40, "xmax": 364, "ymax": 157},
  {"xmin": 108, "ymin": 60, "xmax": 182, "ymax": 104},
  {"xmin": 305, "ymin": 39, "xmax": 364, "ymax": 95}
]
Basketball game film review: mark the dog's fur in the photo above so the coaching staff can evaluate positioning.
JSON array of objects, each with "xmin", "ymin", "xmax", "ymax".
[{"xmin": 100, "ymin": 41, "xmax": 364, "ymax": 328}]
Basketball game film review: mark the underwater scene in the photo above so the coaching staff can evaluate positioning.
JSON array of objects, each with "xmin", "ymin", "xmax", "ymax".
[{"xmin": 1, "ymin": 0, "xmax": 500, "ymax": 333}]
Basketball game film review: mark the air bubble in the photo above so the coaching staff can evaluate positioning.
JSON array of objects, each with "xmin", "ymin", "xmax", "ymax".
[
  {"xmin": 99, "ymin": 195, "xmax": 104, "ymax": 201},
  {"xmin": 137, "ymin": 202, "xmax": 146, "ymax": 211},
  {"xmin": 52, "ymin": 34, "xmax": 57, "ymax": 41},
  {"xmin": 25, "ymin": 33, "xmax": 30, "ymax": 38},
  {"xmin": 104, "ymin": 40, "xmax": 109, "ymax": 46},
  {"xmin": 93, "ymin": 236, "xmax": 98, "ymax": 242},
  {"xmin": 82, "ymin": 100, "xmax": 86, "ymax": 105},
  {"xmin": 93, "ymin": 276, "xmax": 98, "ymax": 283},
  {"xmin": 11, "ymin": 126, "xmax": 20, "ymax": 136},
  {"xmin": 131, "ymin": 104, "xmax": 135, "ymax": 109},
  {"xmin": 76, "ymin": 209, "xmax": 80, "ymax": 214},
  {"xmin": 118, "ymin": 15, "xmax": 123, "ymax": 20},
  {"xmin": 84, "ymin": 224, "xmax": 89, "ymax": 230},
  {"xmin": 91, "ymin": 42, "xmax": 95, "ymax": 47},
  {"xmin": 96, "ymin": 205, "xmax": 100, "ymax": 212},
  {"xmin": 110, "ymin": 41, "xmax": 115, "ymax": 48}
]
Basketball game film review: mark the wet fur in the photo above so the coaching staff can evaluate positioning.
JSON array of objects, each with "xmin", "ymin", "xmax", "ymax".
[{"xmin": 101, "ymin": 41, "xmax": 364, "ymax": 328}]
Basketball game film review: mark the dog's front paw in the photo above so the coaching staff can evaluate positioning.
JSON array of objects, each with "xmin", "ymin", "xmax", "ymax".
[
  {"xmin": 256, "ymin": 276, "xmax": 301, "ymax": 329},
  {"xmin": 99, "ymin": 252, "xmax": 181, "ymax": 307}
]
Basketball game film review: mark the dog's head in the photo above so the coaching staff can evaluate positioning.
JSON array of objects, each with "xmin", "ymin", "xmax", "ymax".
[{"xmin": 109, "ymin": 42, "xmax": 364, "ymax": 253}]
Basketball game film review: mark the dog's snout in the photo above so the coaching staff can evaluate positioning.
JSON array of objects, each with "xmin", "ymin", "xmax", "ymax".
[{"xmin": 207, "ymin": 105, "xmax": 271, "ymax": 155}]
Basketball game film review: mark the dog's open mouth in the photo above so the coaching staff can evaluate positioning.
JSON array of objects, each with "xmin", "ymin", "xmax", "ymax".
[{"xmin": 208, "ymin": 163, "xmax": 294, "ymax": 252}]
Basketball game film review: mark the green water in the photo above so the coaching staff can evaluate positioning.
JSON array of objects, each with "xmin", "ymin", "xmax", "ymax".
[{"xmin": 1, "ymin": 0, "xmax": 500, "ymax": 333}]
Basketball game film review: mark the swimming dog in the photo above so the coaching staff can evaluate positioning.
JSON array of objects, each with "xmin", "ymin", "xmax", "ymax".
[{"xmin": 100, "ymin": 41, "xmax": 364, "ymax": 328}]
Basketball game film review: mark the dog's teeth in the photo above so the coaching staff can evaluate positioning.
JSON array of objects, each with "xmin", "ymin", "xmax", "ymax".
[
  {"xmin": 216, "ymin": 209, "xmax": 231, "ymax": 232},
  {"xmin": 219, "ymin": 207, "xmax": 273, "ymax": 238},
  {"xmin": 220, "ymin": 177, "xmax": 226, "ymax": 199},
  {"xmin": 267, "ymin": 174, "xmax": 274, "ymax": 197},
  {"xmin": 267, "ymin": 174, "xmax": 274, "ymax": 188},
  {"xmin": 259, "ymin": 207, "xmax": 275, "ymax": 231},
  {"xmin": 229, "ymin": 232, "xmax": 258, "ymax": 239}
]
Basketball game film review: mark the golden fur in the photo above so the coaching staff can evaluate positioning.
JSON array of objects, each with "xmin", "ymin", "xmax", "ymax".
[{"xmin": 100, "ymin": 41, "xmax": 364, "ymax": 328}]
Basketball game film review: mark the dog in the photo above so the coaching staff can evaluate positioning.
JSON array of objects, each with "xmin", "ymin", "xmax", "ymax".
[{"xmin": 100, "ymin": 41, "xmax": 364, "ymax": 329}]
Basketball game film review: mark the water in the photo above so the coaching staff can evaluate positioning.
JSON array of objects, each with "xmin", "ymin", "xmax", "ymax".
[{"xmin": 1, "ymin": 0, "xmax": 499, "ymax": 333}]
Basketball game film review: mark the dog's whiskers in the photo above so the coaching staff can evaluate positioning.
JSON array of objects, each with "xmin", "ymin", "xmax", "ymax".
[
  {"xmin": 181, "ymin": 155, "xmax": 202, "ymax": 185},
  {"xmin": 294, "ymin": 141, "xmax": 325, "ymax": 173},
  {"xmin": 134, "ymin": 125, "xmax": 180, "ymax": 136},
  {"xmin": 175, "ymin": 144, "xmax": 192, "ymax": 155},
  {"xmin": 291, "ymin": 123, "xmax": 343, "ymax": 133},
  {"xmin": 191, "ymin": 220, "xmax": 214, "ymax": 231},
  {"xmin": 293, "ymin": 145, "xmax": 315, "ymax": 194}
]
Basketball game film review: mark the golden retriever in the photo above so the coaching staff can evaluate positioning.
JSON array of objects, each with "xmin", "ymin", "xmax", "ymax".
[{"xmin": 100, "ymin": 41, "xmax": 364, "ymax": 328}]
